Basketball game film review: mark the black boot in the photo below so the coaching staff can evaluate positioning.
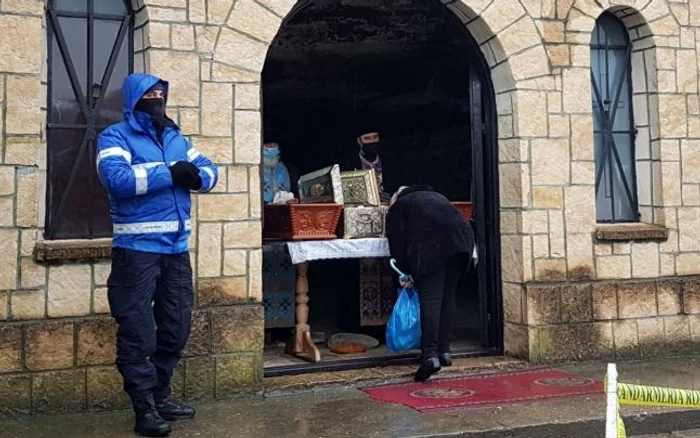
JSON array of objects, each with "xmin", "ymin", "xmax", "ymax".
[
  {"xmin": 414, "ymin": 357, "xmax": 441, "ymax": 382},
  {"xmin": 156, "ymin": 400, "xmax": 196, "ymax": 421},
  {"xmin": 134, "ymin": 410, "xmax": 171, "ymax": 437},
  {"xmin": 438, "ymin": 352, "xmax": 453, "ymax": 367}
]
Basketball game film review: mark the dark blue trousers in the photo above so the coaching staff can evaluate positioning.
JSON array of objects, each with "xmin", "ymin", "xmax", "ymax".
[{"xmin": 108, "ymin": 248, "xmax": 193, "ymax": 414}]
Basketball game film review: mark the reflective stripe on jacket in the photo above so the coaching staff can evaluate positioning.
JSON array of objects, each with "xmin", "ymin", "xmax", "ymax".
[{"xmin": 97, "ymin": 73, "xmax": 218, "ymax": 254}]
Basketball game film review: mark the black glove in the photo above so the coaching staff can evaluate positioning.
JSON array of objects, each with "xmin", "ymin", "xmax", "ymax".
[
  {"xmin": 169, "ymin": 161, "xmax": 200, "ymax": 188},
  {"xmin": 191, "ymin": 174, "xmax": 203, "ymax": 191}
]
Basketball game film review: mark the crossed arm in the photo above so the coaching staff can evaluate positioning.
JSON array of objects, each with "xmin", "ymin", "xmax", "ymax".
[{"xmin": 96, "ymin": 130, "xmax": 218, "ymax": 199}]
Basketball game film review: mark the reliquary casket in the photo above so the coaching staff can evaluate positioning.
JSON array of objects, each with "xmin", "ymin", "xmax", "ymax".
[{"xmin": 342, "ymin": 205, "xmax": 388, "ymax": 239}]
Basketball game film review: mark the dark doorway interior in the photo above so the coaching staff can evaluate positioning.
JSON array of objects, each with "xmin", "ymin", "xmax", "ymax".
[
  {"xmin": 263, "ymin": 0, "xmax": 474, "ymax": 199},
  {"xmin": 261, "ymin": 0, "xmax": 501, "ymax": 373}
]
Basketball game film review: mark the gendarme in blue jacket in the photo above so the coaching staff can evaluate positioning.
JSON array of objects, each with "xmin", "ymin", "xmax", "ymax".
[{"xmin": 97, "ymin": 73, "xmax": 218, "ymax": 254}]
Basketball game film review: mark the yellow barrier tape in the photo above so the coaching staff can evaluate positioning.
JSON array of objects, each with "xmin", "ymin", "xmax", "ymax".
[
  {"xmin": 618, "ymin": 382, "xmax": 700, "ymax": 408},
  {"xmin": 616, "ymin": 405, "xmax": 627, "ymax": 438}
]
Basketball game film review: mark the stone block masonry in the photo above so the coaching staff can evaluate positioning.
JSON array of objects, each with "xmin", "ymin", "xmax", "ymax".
[
  {"xmin": 504, "ymin": 277, "xmax": 700, "ymax": 362},
  {"xmin": 0, "ymin": 305, "xmax": 263, "ymax": 413}
]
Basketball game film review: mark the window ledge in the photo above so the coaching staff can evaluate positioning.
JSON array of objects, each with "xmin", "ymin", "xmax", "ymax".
[
  {"xmin": 33, "ymin": 238, "xmax": 112, "ymax": 264},
  {"xmin": 595, "ymin": 223, "xmax": 668, "ymax": 243}
]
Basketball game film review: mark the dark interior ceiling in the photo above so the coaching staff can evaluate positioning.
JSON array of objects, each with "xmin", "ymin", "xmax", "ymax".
[
  {"xmin": 262, "ymin": 0, "xmax": 469, "ymax": 104},
  {"xmin": 270, "ymin": 0, "xmax": 453, "ymax": 59}
]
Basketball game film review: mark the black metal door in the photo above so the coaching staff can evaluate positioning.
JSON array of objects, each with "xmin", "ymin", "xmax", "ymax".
[
  {"xmin": 481, "ymin": 78, "xmax": 503, "ymax": 352},
  {"xmin": 468, "ymin": 62, "xmax": 503, "ymax": 351},
  {"xmin": 469, "ymin": 65, "xmax": 489, "ymax": 347},
  {"xmin": 46, "ymin": 0, "xmax": 133, "ymax": 239}
]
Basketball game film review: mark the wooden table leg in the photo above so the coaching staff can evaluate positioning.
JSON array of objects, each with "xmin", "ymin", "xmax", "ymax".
[{"xmin": 294, "ymin": 262, "xmax": 320, "ymax": 362}]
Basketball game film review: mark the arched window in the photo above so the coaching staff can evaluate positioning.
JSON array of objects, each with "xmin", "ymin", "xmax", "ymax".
[
  {"xmin": 591, "ymin": 12, "xmax": 638, "ymax": 223},
  {"xmin": 46, "ymin": 0, "xmax": 134, "ymax": 239}
]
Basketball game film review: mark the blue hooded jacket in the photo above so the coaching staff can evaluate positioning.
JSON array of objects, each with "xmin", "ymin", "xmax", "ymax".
[{"xmin": 97, "ymin": 73, "xmax": 218, "ymax": 254}]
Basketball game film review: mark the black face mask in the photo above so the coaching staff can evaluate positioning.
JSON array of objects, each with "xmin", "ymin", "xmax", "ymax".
[
  {"xmin": 135, "ymin": 97, "xmax": 165, "ymax": 119},
  {"xmin": 135, "ymin": 97, "xmax": 166, "ymax": 136},
  {"xmin": 361, "ymin": 143, "xmax": 379, "ymax": 161}
]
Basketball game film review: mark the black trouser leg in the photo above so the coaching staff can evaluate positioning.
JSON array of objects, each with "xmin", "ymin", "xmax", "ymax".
[
  {"xmin": 152, "ymin": 252, "xmax": 194, "ymax": 404},
  {"xmin": 108, "ymin": 248, "xmax": 162, "ymax": 414},
  {"xmin": 417, "ymin": 265, "xmax": 447, "ymax": 359},
  {"xmin": 438, "ymin": 253, "xmax": 470, "ymax": 354}
]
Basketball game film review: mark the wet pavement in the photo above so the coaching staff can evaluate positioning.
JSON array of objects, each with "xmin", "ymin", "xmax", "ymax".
[{"xmin": 2, "ymin": 357, "xmax": 700, "ymax": 438}]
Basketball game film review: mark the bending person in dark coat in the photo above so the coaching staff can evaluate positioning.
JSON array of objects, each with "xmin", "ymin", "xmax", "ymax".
[{"xmin": 385, "ymin": 184, "xmax": 475, "ymax": 382}]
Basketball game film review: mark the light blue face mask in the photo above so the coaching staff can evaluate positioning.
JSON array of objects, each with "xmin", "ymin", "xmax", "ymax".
[
  {"xmin": 263, "ymin": 146, "xmax": 280, "ymax": 168},
  {"xmin": 263, "ymin": 147, "xmax": 279, "ymax": 158}
]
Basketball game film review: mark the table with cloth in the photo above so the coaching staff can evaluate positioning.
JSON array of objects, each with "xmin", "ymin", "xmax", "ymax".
[{"xmin": 286, "ymin": 238, "xmax": 392, "ymax": 362}]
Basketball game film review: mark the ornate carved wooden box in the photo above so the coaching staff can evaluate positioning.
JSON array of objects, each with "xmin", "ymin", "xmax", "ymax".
[
  {"xmin": 452, "ymin": 202, "xmax": 474, "ymax": 221},
  {"xmin": 263, "ymin": 204, "xmax": 343, "ymax": 241}
]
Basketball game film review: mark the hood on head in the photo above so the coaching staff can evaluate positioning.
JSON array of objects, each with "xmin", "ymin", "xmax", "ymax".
[
  {"xmin": 358, "ymin": 132, "xmax": 380, "ymax": 145},
  {"xmin": 122, "ymin": 73, "xmax": 169, "ymax": 118}
]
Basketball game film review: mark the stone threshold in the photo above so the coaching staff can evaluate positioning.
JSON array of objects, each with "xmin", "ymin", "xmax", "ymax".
[
  {"xmin": 595, "ymin": 223, "xmax": 668, "ymax": 242},
  {"xmin": 263, "ymin": 356, "xmax": 526, "ymax": 394},
  {"xmin": 33, "ymin": 238, "xmax": 112, "ymax": 263}
]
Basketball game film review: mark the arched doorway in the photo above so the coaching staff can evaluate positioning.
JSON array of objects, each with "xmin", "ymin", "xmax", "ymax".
[{"xmin": 260, "ymin": 0, "xmax": 502, "ymax": 373}]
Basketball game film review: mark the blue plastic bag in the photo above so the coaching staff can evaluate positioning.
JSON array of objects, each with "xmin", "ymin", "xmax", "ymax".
[{"xmin": 386, "ymin": 287, "xmax": 421, "ymax": 352}]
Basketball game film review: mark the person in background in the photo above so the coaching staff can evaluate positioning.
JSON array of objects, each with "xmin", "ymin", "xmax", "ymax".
[
  {"xmin": 262, "ymin": 142, "xmax": 293, "ymax": 204},
  {"xmin": 357, "ymin": 131, "xmax": 391, "ymax": 204},
  {"xmin": 352, "ymin": 131, "xmax": 395, "ymax": 330},
  {"xmin": 97, "ymin": 73, "xmax": 218, "ymax": 437},
  {"xmin": 385, "ymin": 185, "xmax": 475, "ymax": 382}
]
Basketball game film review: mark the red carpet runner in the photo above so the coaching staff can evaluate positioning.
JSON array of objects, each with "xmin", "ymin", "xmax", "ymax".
[{"xmin": 362, "ymin": 368, "xmax": 603, "ymax": 412}]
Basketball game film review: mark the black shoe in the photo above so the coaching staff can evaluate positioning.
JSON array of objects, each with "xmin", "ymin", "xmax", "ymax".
[
  {"xmin": 438, "ymin": 352, "xmax": 453, "ymax": 367},
  {"xmin": 414, "ymin": 357, "xmax": 441, "ymax": 382},
  {"xmin": 156, "ymin": 400, "xmax": 196, "ymax": 421},
  {"xmin": 134, "ymin": 410, "xmax": 171, "ymax": 437}
]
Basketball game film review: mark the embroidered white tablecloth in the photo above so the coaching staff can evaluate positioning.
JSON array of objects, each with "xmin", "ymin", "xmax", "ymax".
[
  {"xmin": 287, "ymin": 238, "xmax": 390, "ymax": 265},
  {"xmin": 287, "ymin": 238, "xmax": 479, "ymax": 266}
]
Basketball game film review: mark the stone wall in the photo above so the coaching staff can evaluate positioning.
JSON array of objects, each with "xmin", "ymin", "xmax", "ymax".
[
  {"xmin": 472, "ymin": 0, "xmax": 700, "ymax": 361},
  {"xmin": 506, "ymin": 276, "xmax": 700, "ymax": 362},
  {"xmin": 2, "ymin": 0, "xmax": 700, "ymax": 414}
]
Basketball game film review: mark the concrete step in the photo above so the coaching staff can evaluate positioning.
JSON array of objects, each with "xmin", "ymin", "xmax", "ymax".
[{"xmin": 264, "ymin": 356, "xmax": 527, "ymax": 394}]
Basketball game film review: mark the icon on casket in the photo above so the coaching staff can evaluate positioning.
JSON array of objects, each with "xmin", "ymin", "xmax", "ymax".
[
  {"xmin": 297, "ymin": 164, "xmax": 344, "ymax": 204},
  {"xmin": 343, "ymin": 206, "xmax": 387, "ymax": 239},
  {"xmin": 340, "ymin": 169, "xmax": 381, "ymax": 206}
]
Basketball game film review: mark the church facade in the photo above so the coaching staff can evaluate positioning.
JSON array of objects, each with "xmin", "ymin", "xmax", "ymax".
[{"xmin": 1, "ymin": 0, "xmax": 700, "ymax": 413}]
